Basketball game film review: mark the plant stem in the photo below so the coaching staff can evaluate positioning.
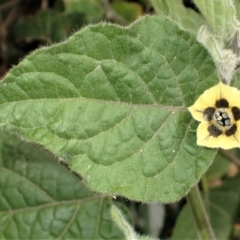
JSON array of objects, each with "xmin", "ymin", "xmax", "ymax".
[
  {"xmin": 186, "ymin": 185, "xmax": 216, "ymax": 240},
  {"xmin": 201, "ymin": 175, "xmax": 209, "ymax": 195}
]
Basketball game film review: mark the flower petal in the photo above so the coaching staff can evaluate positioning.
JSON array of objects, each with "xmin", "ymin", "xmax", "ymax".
[
  {"xmin": 188, "ymin": 99, "xmax": 210, "ymax": 122},
  {"xmin": 188, "ymin": 84, "xmax": 221, "ymax": 122},
  {"xmin": 218, "ymin": 82, "xmax": 240, "ymax": 107},
  {"xmin": 197, "ymin": 122, "xmax": 240, "ymax": 149},
  {"xmin": 197, "ymin": 122, "xmax": 221, "ymax": 148},
  {"xmin": 200, "ymin": 82, "xmax": 240, "ymax": 108}
]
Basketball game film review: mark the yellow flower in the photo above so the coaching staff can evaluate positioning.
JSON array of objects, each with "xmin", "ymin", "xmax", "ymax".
[{"xmin": 188, "ymin": 82, "xmax": 240, "ymax": 149}]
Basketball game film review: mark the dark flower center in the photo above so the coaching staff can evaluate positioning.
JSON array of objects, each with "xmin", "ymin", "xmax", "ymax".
[
  {"xmin": 213, "ymin": 110, "xmax": 231, "ymax": 126},
  {"xmin": 232, "ymin": 106, "xmax": 240, "ymax": 120},
  {"xmin": 207, "ymin": 125, "xmax": 222, "ymax": 137},
  {"xmin": 215, "ymin": 98, "xmax": 229, "ymax": 108},
  {"xmin": 203, "ymin": 107, "xmax": 215, "ymax": 121},
  {"xmin": 225, "ymin": 124, "xmax": 237, "ymax": 136},
  {"xmin": 202, "ymin": 99, "xmax": 240, "ymax": 137}
]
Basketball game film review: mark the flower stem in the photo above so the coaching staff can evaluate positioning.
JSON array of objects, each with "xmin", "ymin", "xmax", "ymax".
[{"xmin": 186, "ymin": 185, "xmax": 216, "ymax": 240}]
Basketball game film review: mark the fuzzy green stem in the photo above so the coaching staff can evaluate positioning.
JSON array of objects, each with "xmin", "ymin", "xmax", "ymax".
[
  {"xmin": 201, "ymin": 175, "xmax": 209, "ymax": 195},
  {"xmin": 186, "ymin": 185, "xmax": 216, "ymax": 240}
]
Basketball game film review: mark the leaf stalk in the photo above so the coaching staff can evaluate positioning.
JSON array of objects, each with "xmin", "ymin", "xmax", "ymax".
[{"xmin": 186, "ymin": 185, "xmax": 216, "ymax": 240}]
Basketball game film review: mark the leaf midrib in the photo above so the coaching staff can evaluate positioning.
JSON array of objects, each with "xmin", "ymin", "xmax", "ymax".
[
  {"xmin": 0, "ymin": 97, "xmax": 188, "ymax": 110},
  {"xmin": 0, "ymin": 195, "xmax": 102, "ymax": 214}
]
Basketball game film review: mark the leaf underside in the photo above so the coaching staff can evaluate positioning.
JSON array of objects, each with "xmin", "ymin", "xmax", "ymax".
[{"xmin": 194, "ymin": 0, "xmax": 238, "ymax": 41}]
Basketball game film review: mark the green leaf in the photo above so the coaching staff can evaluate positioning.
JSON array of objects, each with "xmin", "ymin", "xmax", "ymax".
[
  {"xmin": 0, "ymin": 16, "xmax": 218, "ymax": 203},
  {"xmin": 234, "ymin": 0, "xmax": 240, "ymax": 20},
  {"xmin": 0, "ymin": 131, "xmax": 125, "ymax": 239},
  {"xmin": 197, "ymin": 25, "xmax": 238, "ymax": 84},
  {"xmin": 233, "ymin": 71, "xmax": 240, "ymax": 94},
  {"xmin": 193, "ymin": 0, "xmax": 239, "ymax": 41},
  {"xmin": 171, "ymin": 175, "xmax": 240, "ymax": 240},
  {"xmin": 150, "ymin": 0, "xmax": 206, "ymax": 34}
]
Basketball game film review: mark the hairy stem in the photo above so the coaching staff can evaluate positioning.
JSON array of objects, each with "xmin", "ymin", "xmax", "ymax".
[{"xmin": 186, "ymin": 185, "xmax": 216, "ymax": 240}]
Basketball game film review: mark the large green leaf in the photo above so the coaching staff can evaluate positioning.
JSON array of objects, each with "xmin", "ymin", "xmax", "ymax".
[
  {"xmin": 0, "ymin": 16, "xmax": 218, "ymax": 203},
  {"xmin": 0, "ymin": 131, "xmax": 125, "ymax": 239}
]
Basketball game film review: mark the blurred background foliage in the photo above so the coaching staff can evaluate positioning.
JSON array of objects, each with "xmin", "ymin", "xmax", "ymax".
[
  {"xmin": 1, "ymin": 0, "xmax": 240, "ymax": 239},
  {"xmin": 0, "ymin": 0, "xmax": 150, "ymax": 77},
  {"xmin": 0, "ymin": 0, "xmax": 198, "ymax": 78}
]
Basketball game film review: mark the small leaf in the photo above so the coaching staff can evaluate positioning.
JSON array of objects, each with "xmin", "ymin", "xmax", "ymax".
[
  {"xmin": 0, "ymin": 16, "xmax": 218, "ymax": 203},
  {"xmin": 194, "ymin": 0, "xmax": 239, "ymax": 41},
  {"xmin": 150, "ymin": 0, "xmax": 206, "ymax": 34},
  {"xmin": 0, "ymin": 131, "xmax": 125, "ymax": 239}
]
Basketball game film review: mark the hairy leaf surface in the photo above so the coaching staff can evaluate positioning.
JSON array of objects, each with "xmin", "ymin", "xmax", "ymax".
[
  {"xmin": 0, "ymin": 132, "xmax": 125, "ymax": 239},
  {"xmin": 194, "ymin": 0, "xmax": 239, "ymax": 41},
  {"xmin": 0, "ymin": 16, "xmax": 218, "ymax": 202}
]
